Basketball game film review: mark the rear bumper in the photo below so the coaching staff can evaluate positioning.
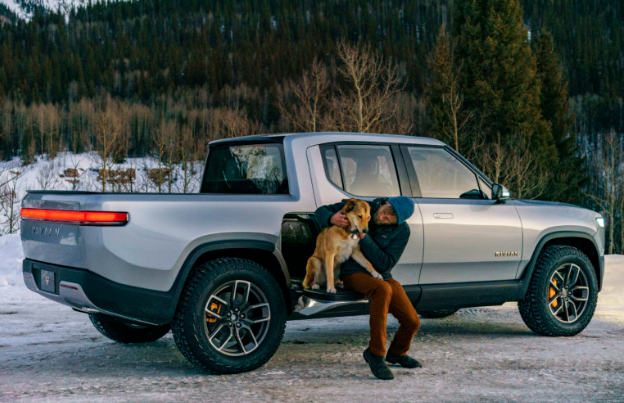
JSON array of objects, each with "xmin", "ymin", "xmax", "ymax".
[{"xmin": 22, "ymin": 259, "xmax": 176, "ymax": 325}]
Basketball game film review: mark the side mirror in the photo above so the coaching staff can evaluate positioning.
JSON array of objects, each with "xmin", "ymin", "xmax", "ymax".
[{"xmin": 492, "ymin": 184, "xmax": 511, "ymax": 203}]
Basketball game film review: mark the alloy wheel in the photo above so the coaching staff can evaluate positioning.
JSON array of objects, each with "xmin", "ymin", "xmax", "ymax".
[
  {"xmin": 204, "ymin": 280, "xmax": 271, "ymax": 356},
  {"xmin": 547, "ymin": 263, "xmax": 589, "ymax": 324}
]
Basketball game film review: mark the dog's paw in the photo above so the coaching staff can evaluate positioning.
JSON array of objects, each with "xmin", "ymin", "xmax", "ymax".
[
  {"xmin": 311, "ymin": 284, "xmax": 320, "ymax": 290},
  {"xmin": 326, "ymin": 286, "xmax": 337, "ymax": 294},
  {"xmin": 336, "ymin": 281, "xmax": 345, "ymax": 289},
  {"xmin": 371, "ymin": 271, "xmax": 382, "ymax": 279}
]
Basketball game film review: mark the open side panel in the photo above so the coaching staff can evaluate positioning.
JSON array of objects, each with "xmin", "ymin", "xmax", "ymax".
[{"xmin": 281, "ymin": 213, "xmax": 319, "ymax": 281}]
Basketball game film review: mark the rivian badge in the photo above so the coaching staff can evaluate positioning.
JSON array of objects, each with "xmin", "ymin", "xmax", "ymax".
[{"xmin": 495, "ymin": 251, "xmax": 519, "ymax": 257}]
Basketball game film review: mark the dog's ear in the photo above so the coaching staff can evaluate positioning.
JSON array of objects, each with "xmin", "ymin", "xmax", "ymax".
[{"xmin": 340, "ymin": 198, "xmax": 356, "ymax": 213}]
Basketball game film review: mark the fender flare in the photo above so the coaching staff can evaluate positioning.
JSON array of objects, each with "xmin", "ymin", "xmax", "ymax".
[
  {"xmin": 164, "ymin": 240, "xmax": 291, "ymax": 321},
  {"xmin": 516, "ymin": 231, "xmax": 603, "ymax": 299}
]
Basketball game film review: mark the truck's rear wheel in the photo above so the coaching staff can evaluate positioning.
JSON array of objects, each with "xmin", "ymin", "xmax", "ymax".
[
  {"xmin": 89, "ymin": 314, "xmax": 170, "ymax": 343},
  {"xmin": 172, "ymin": 258, "xmax": 286, "ymax": 374},
  {"xmin": 518, "ymin": 245, "xmax": 598, "ymax": 336}
]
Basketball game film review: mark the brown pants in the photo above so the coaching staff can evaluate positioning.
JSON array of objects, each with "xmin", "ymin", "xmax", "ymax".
[{"xmin": 342, "ymin": 272, "xmax": 421, "ymax": 357}]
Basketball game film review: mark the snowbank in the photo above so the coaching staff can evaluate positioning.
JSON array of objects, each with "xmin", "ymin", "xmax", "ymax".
[
  {"xmin": 600, "ymin": 255, "xmax": 624, "ymax": 309},
  {"xmin": 0, "ymin": 234, "xmax": 24, "ymax": 288}
]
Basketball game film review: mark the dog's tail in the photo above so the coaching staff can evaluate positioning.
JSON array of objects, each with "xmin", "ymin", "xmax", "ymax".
[{"xmin": 303, "ymin": 256, "xmax": 322, "ymax": 289}]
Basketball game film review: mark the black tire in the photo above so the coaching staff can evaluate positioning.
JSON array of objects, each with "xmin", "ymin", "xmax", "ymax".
[
  {"xmin": 89, "ymin": 314, "xmax": 170, "ymax": 344},
  {"xmin": 418, "ymin": 309, "xmax": 459, "ymax": 319},
  {"xmin": 518, "ymin": 245, "xmax": 598, "ymax": 336},
  {"xmin": 171, "ymin": 258, "xmax": 287, "ymax": 374}
]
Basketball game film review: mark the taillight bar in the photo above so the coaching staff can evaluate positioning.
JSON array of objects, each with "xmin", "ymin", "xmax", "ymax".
[{"xmin": 21, "ymin": 208, "xmax": 129, "ymax": 225}]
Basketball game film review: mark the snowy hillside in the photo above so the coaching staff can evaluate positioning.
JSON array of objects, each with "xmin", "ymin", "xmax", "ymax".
[
  {"xmin": 0, "ymin": 0, "xmax": 115, "ymax": 20},
  {"xmin": 0, "ymin": 152, "xmax": 205, "ymax": 235}
]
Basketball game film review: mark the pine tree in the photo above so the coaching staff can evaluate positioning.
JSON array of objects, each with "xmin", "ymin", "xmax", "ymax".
[
  {"xmin": 535, "ymin": 29, "xmax": 587, "ymax": 205},
  {"xmin": 453, "ymin": 0, "xmax": 557, "ymax": 198},
  {"xmin": 425, "ymin": 24, "xmax": 474, "ymax": 154}
]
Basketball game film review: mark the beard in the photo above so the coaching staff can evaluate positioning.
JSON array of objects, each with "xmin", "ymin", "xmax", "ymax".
[{"xmin": 372, "ymin": 213, "xmax": 384, "ymax": 225}]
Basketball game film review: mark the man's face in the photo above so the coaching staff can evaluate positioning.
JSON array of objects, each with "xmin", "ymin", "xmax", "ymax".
[{"xmin": 373, "ymin": 203, "xmax": 398, "ymax": 225}]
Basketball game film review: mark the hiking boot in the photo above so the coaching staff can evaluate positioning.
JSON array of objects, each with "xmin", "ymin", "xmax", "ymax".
[
  {"xmin": 363, "ymin": 348, "xmax": 394, "ymax": 380},
  {"xmin": 386, "ymin": 351, "xmax": 423, "ymax": 368}
]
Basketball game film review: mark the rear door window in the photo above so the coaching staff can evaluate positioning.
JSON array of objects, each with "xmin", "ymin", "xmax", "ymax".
[
  {"xmin": 201, "ymin": 144, "xmax": 288, "ymax": 194},
  {"xmin": 321, "ymin": 146, "xmax": 343, "ymax": 189},
  {"xmin": 321, "ymin": 144, "xmax": 400, "ymax": 197}
]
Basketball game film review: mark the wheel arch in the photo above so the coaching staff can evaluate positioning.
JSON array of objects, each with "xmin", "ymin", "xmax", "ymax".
[
  {"xmin": 517, "ymin": 231, "xmax": 604, "ymax": 299},
  {"xmin": 168, "ymin": 240, "xmax": 293, "ymax": 321}
]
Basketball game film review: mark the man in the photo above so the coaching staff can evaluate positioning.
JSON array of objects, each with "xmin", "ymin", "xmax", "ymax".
[{"xmin": 314, "ymin": 196, "xmax": 421, "ymax": 380}]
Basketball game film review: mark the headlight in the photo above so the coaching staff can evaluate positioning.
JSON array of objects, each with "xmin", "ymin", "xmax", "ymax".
[{"xmin": 596, "ymin": 217, "xmax": 605, "ymax": 228}]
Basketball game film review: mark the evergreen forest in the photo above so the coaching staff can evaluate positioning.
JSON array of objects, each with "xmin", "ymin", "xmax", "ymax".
[{"xmin": 0, "ymin": 0, "xmax": 623, "ymax": 251}]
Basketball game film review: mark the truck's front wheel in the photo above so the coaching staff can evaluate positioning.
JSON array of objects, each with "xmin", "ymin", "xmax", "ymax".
[
  {"xmin": 172, "ymin": 258, "xmax": 286, "ymax": 374},
  {"xmin": 518, "ymin": 245, "xmax": 598, "ymax": 336}
]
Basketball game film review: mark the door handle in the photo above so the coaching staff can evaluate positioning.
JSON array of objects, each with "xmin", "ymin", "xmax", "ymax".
[{"xmin": 433, "ymin": 213, "xmax": 454, "ymax": 219}]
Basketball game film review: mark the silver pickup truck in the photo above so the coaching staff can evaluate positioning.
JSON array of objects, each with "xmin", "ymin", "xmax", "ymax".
[{"xmin": 21, "ymin": 132, "xmax": 605, "ymax": 374}]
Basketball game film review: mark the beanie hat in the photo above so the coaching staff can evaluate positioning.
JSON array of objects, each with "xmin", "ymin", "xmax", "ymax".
[{"xmin": 387, "ymin": 196, "xmax": 415, "ymax": 225}]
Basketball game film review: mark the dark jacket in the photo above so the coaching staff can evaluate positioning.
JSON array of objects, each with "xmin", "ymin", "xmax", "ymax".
[{"xmin": 313, "ymin": 198, "xmax": 411, "ymax": 280}]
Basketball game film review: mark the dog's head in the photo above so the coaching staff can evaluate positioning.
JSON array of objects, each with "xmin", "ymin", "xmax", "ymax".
[{"xmin": 340, "ymin": 198, "xmax": 371, "ymax": 234}]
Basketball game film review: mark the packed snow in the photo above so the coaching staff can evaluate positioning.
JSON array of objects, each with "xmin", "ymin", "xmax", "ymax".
[
  {"xmin": 0, "ymin": 234, "xmax": 22, "ymax": 288},
  {"xmin": 0, "ymin": 233, "xmax": 623, "ymax": 402}
]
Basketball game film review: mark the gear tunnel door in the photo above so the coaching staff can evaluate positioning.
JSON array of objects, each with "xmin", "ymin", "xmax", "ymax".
[{"xmin": 305, "ymin": 143, "xmax": 424, "ymax": 286}]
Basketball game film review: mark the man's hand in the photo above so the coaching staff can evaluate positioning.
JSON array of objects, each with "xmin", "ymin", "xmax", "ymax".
[{"xmin": 330, "ymin": 212, "xmax": 349, "ymax": 229}]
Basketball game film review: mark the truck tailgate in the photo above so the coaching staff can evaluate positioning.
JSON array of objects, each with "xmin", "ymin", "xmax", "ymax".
[{"xmin": 21, "ymin": 192, "xmax": 96, "ymax": 269}]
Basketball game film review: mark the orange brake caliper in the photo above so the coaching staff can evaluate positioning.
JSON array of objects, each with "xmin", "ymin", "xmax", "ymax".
[
  {"xmin": 206, "ymin": 302, "xmax": 222, "ymax": 323},
  {"xmin": 549, "ymin": 279, "xmax": 558, "ymax": 308}
]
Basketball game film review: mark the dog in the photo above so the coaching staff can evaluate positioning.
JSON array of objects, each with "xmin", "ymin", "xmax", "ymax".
[{"xmin": 303, "ymin": 198, "xmax": 382, "ymax": 293}]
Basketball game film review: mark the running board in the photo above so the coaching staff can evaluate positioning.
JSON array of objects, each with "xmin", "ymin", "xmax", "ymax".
[
  {"xmin": 302, "ymin": 288, "xmax": 365, "ymax": 302},
  {"xmin": 285, "ymin": 282, "xmax": 368, "ymax": 319},
  {"xmin": 292, "ymin": 294, "xmax": 369, "ymax": 318}
]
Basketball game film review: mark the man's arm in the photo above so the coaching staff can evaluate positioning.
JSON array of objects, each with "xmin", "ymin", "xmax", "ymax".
[
  {"xmin": 313, "ymin": 201, "xmax": 346, "ymax": 229},
  {"xmin": 358, "ymin": 225, "xmax": 410, "ymax": 275}
]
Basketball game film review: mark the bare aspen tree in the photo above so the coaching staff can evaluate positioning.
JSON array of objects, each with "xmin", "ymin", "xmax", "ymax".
[
  {"xmin": 153, "ymin": 119, "xmax": 177, "ymax": 193},
  {"xmin": 0, "ymin": 163, "xmax": 25, "ymax": 234},
  {"xmin": 36, "ymin": 161, "xmax": 62, "ymax": 190},
  {"xmin": 586, "ymin": 130, "xmax": 623, "ymax": 254},
  {"xmin": 66, "ymin": 154, "xmax": 84, "ymax": 191},
  {"xmin": 217, "ymin": 107, "xmax": 259, "ymax": 138},
  {"xmin": 92, "ymin": 108, "xmax": 122, "ymax": 192},
  {"xmin": 426, "ymin": 25, "xmax": 474, "ymax": 152},
  {"xmin": 385, "ymin": 93, "xmax": 417, "ymax": 135},
  {"xmin": 137, "ymin": 161, "xmax": 153, "ymax": 193},
  {"xmin": 504, "ymin": 136, "xmax": 550, "ymax": 199},
  {"xmin": 178, "ymin": 125, "xmax": 196, "ymax": 193},
  {"xmin": 476, "ymin": 132, "xmax": 550, "ymax": 199},
  {"xmin": 278, "ymin": 58, "xmax": 329, "ymax": 132},
  {"xmin": 331, "ymin": 40, "xmax": 404, "ymax": 133},
  {"xmin": 165, "ymin": 127, "xmax": 178, "ymax": 194}
]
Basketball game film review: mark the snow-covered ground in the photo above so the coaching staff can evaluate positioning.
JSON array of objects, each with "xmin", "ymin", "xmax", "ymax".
[
  {"xmin": 0, "ymin": 234, "xmax": 23, "ymax": 288},
  {"xmin": 0, "ymin": 236, "xmax": 623, "ymax": 402}
]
